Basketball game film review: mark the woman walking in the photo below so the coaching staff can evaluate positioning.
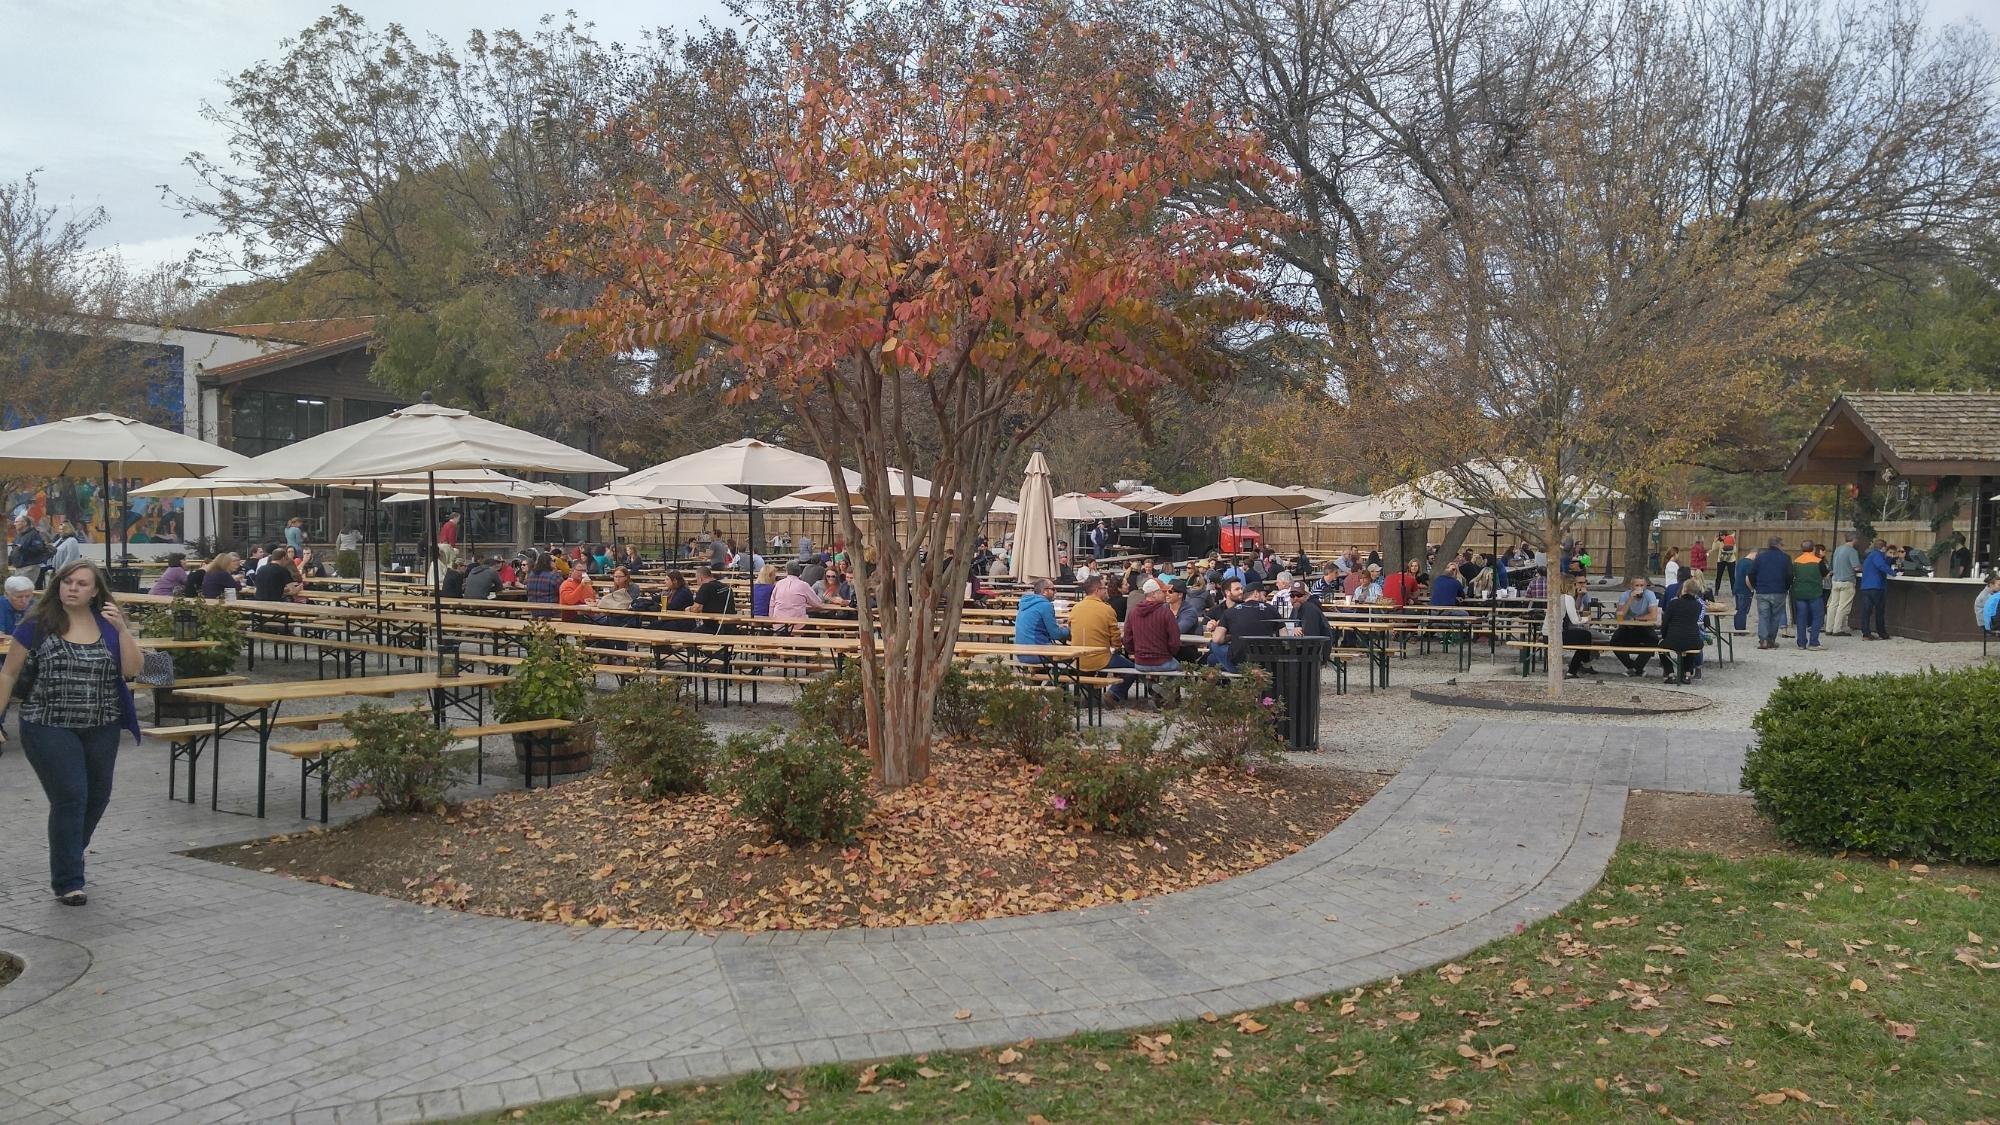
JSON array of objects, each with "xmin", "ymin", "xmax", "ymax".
[{"xmin": 0, "ymin": 560, "xmax": 144, "ymax": 904}]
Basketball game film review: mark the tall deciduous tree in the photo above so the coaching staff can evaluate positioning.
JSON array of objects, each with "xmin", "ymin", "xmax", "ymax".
[{"xmin": 542, "ymin": 0, "xmax": 1281, "ymax": 785}]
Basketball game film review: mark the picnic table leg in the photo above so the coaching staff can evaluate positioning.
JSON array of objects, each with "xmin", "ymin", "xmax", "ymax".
[{"xmin": 254, "ymin": 705, "xmax": 277, "ymax": 818}]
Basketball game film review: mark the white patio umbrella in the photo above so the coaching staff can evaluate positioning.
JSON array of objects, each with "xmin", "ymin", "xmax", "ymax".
[
  {"xmin": 0, "ymin": 411, "xmax": 245, "ymax": 573},
  {"xmin": 1050, "ymin": 493, "xmax": 1137, "ymax": 522},
  {"xmin": 1015, "ymin": 452, "xmax": 1059, "ymax": 581},
  {"xmin": 1114, "ymin": 485, "xmax": 1175, "ymax": 509},
  {"xmin": 1284, "ymin": 486, "xmax": 1365, "ymax": 508},
  {"xmin": 205, "ymin": 394, "xmax": 622, "ymax": 633},
  {"xmin": 1146, "ymin": 476, "xmax": 1319, "ymax": 558},
  {"xmin": 1313, "ymin": 494, "xmax": 1489, "ymax": 523},
  {"xmin": 606, "ymin": 439, "xmax": 844, "ymax": 567},
  {"xmin": 129, "ymin": 478, "xmax": 308, "ymax": 556}
]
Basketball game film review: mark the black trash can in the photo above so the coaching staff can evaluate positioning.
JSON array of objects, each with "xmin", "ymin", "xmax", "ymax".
[
  {"xmin": 1239, "ymin": 634, "xmax": 1331, "ymax": 753},
  {"xmin": 108, "ymin": 565, "xmax": 143, "ymax": 594}
]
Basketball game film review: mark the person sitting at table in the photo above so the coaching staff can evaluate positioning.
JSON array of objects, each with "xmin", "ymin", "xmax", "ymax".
[
  {"xmin": 1352, "ymin": 563, "xmax": 1385, "ymax": 604},
  {"xmin": 692, "ymin": 565, "xmax": 732, "ymax": 632},
  {"xmin": 440, "ymin": 557, "xmax": 469, "ymax": 600},
  {"xmin": 1560, "ymin": 575, "xmax": 1599, "ymax": 677},
  {"xmin": 771, "ymin": 563, "xmax": 835, "ymax": 623},
  {"xmin": 523, "ymin": 553, "xmax": 562, "ymax": 615},
  {"xmin": 597, "ymin": 566, "xmax": 637, "ymax": 623},
  {"xmin": 1205, "ymin": 580, "xmax": 1277, "ymax": 673},
  {"xmin": 1125, "ymin": 579, "xmax": 1184, "ymax": 688},
  {"xmin": 820, "ymin": 566, "xmax": 853, "ymax": 607},
  {"xmin": 295, "ymin": 547, "xmax": 328, "ymax": 580},
  {"xmin": 1071, "ymin": 576, "xmax": 1137, "ymax": 699},
  {"xmin": 1430, "ymin": 563, "xmax": 1466, "ymax": 613},
  {"xmin": 1013, "ymin": 577, "xmax": 1069, "ymax": 664},
  {"xmin": 150, "ymin": 553, "xmax": 190, "ymax": 596},
  {"xmin": 1660, "ymin": 579, "xmax": 1707, "ymax": 683},
  {"xmin": 464, "ymin": 556, "xmax": 502, "ymax": 600},
  {"xmin": 558, "ymin": 566, "xmax": 599, "ymax": 622},
  {"xmin": 752, "ymin": 563, "xmax": 779, "ymax": 617},
  {"xmin": 0, "ymin": 575, "xmax": 34, "ymax": 634},
  {"xmin": 1610, "ymin": 575, "xmax": 1663, "ymax": 676},
  {"xmin": 252, "ymin": 547, "xmax": 303, "ymax": 602},
  {"xmin": 593, "ymin": 543, "xmax": 615, "ymax": 572},
  {"xmin": 200, "ymin": 554, "xmax": 243, "ymax": 600},
  {"xmin": 1291, "ymin": 579, "xmax": 1329, "ymax": 640},
  {"xmin": 1524, "ymin": 567, "xmax": 1549, "ymax": 600}
]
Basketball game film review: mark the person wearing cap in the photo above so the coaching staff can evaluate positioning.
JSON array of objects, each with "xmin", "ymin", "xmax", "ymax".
[
  {"xmin": 1290, "ymin": 579, "xmax": 1329, "ymax": 639},
  {"xmin": 1205, "ymin": 579, "xmax": 1278, "ymax": 672},
  {"xmin": 1122, "ymin": 578, "xmax": 1182, "ymax": 696},
  {"xmin": 0, "ymin": 574, "xmax": 34, "ymax": 635}
]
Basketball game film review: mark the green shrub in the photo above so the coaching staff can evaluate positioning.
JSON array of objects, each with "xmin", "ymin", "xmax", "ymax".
[
  {"xmin": 932, "ymin": 662, "xmax": 984, "ymax": 741},
  {"xmin": 136, "ymin": 596, "xmax": 243, "ymax": 678},
  {"xmin": 726, "ymin": 725, "xmax": 874, "ymax": 844},
  {"xmin": 1171, "ymin": 667, "xmax": 1286, "ymax": 770},
  {"xmin": 592, "ymin": 678, "xmax": 715, "ymax": 797},
  {"xmin": 795, "ymin": 664, "xmax": 867, "ymax": 745},
  {"xmin": 978, "ymin": 667, "xmax": 1073, "ymax": 763},
  {"xmin": 1744, "ymin": 665, "xmax": 2000, "ymax": 862},
  {"xmin": 1038, "ymin": 721, "xmax": 1183, "ymax": 835},
  {"xmin": 494, "ymin": 623, "xmax": 595, "ymax": 723},
  {"xmin": 328, "ymin": 704, "xmax": 473, "ymax": 814}
]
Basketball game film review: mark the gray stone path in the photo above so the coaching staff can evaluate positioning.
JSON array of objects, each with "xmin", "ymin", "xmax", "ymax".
[{"xmin": 0, "ymin": 721, "xmax": 1748, "ymax": 1124}]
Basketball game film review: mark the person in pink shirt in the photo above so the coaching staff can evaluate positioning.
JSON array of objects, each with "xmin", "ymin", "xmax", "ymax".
[{"xmin": 769, "ymin": 564, "xmax": 831, "ymax": 622}]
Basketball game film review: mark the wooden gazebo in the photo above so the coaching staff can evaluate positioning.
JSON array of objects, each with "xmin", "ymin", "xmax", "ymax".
[{"xmin": 1786, "ymin": 390, "xmax": 2000, "ymax": 640}]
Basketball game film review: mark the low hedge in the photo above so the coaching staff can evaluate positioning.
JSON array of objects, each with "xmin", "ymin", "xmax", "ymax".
[{"xmin": 1743, "ymin": 664, "xmax": 2000, "ymax": 862}]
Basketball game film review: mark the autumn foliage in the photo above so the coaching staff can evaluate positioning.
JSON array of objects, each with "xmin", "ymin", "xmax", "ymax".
[{"xmin": 541, "ymin": 3, "xmax": 1282, "ymax": 784}]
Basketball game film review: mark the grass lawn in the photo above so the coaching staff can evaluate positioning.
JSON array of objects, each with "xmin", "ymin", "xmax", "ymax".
[{"xmin": 471, "ymin": 844, "xmax": 1998, "ymax": 1123}]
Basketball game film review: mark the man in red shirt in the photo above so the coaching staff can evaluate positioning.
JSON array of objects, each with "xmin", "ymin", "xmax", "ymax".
[{"xmin": 1382, "ymin": 558, "xmax": 1423, "ymax": 608}]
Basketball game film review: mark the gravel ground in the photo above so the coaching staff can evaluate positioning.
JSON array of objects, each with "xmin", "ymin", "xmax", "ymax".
[{"xmin": 210, "ymin": 631, "xmax": 1995, "ymax": 785}]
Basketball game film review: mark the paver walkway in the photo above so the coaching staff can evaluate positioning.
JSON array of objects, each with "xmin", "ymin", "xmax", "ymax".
[{"xmin": 0, "ymin": 721, "xmax": 1748, "ymax": 1124}]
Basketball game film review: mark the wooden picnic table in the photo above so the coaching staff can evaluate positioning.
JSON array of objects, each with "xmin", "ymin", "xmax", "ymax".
[{"xmin": 176, "ymin": 671, "xmax": 509, "ymax": 818}]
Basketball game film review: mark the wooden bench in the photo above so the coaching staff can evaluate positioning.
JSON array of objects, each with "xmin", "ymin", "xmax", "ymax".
[
  {"xmin": 1506, "ymin": 640, "xmax": 1705, "ymax": 681},
  {"xmin": 145, "ymin": 708, "xmax": 423, "ymax": 805},
  {"xmin": 277, "ymin": 718, "xmax": 578, "ymax": 821}
]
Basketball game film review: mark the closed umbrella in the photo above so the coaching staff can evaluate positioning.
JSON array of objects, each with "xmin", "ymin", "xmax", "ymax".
[
  {"xmin": 1015, "ymin": 452, "xmax": 1059, "ymax": 581},
  {"xmin": 0, "ymin": 411, "xmax": 244, "ymax": 575}
]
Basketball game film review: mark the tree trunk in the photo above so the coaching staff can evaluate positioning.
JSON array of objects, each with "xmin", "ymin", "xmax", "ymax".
[
  {"xmin": 1545, "ymin": 512, "xmax": 1566, "ymax": 699},
  {"xmin": 1624, "ymin": 492, "xmax": 1658, "ymax": 582}
]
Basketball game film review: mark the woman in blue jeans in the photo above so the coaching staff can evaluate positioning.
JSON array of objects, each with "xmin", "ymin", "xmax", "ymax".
[{"xmin": 0, "ymin": 560, "xmax": 144, "ymax": 905}]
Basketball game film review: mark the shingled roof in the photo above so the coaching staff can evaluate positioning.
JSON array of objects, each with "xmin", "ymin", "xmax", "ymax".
[{"xmin": 1786, "ymin": 391, "xmax": 2000, "ymax": 483}]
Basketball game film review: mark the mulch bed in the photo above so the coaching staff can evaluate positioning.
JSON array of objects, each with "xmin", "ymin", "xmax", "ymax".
[
  {"xmin": 0, "ymin": 955, "xmax": 18, "ymax": 990},
  {"xmin": 1623, "ymin": 790, "xmax": 2000, "ymax": 888},
  {"xmin": 1411, "ymin": 678, "xmax": 1710, "ymax": 715},
  {"xmin": 190, "ymin": 747, "xmax": 1384, "ymax": 932}
]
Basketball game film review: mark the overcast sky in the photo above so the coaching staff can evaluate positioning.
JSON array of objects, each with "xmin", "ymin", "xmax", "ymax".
[{"xmin": 1, "ymin": 0, "xmax": 1992, "ymax": 277}]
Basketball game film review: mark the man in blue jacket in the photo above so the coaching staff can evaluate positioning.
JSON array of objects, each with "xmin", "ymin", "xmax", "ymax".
[
  {"xmin": 1749, "ymin": 536, "xmax": 1793, "ymax": 649},
  {"xmin": 1012, "ymin": 577, "xmax": 1069, "ymax": 664},
  {"xmin": 1858, "ymin": 537, "xmax": 1896, "ymax": 640}
]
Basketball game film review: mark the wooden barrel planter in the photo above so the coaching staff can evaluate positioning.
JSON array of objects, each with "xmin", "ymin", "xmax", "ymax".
[{"xmin": 514, "ymin": 718, "xmax": 595, "ymax": 777}]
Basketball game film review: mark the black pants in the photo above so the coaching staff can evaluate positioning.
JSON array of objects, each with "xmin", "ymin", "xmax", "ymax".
[
  {"xmin": 1562, "ymin": 624, "xmax": 1596, "ymax": 674},
  {"xmin": 1609, "ymin": 625, "xmax": 1658, "ymax": 672},
  {"xmin": 1858, "ymin": 587, "xmax": 1888, "ymax": 637}
]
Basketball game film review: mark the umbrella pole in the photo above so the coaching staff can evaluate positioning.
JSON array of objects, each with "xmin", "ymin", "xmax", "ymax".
[
  {"xmin": 100, "ymin": 462, "xmax": 114, "ymax": 574},
  {"xmin": 371, "ymin": 483, "xmax": 383, "ymax": 614},
  {"xmin": 1490, "ymin": 522, "xmax": 1499, "ymax": 654},
  {"xmin": 427, "ymin": 472, "xmax": 442, "ymax": 645}
]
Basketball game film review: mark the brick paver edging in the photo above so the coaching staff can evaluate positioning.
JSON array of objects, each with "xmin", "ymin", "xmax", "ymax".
[{"xmin": 0, "ymin": 721, "xmax": 1748, "ymax": 1123}]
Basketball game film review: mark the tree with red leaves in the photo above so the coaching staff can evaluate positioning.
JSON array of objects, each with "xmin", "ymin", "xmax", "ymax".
[{"xmin": 541, "ymin": 1, "xmax": 1281, "ymax": 786}]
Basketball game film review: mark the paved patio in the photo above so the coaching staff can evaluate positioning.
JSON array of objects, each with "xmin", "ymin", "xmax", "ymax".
[{"xmin": 0, "ymin": 719, "xmax": 1748, "ymax": 1124}]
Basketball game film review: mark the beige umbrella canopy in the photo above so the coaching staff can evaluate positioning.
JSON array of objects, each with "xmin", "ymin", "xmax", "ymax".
[
  {"xmin": 1015, "ymin": 452, "xmax": 1059, "ymax": 581},
  {"xmin": 554, "ymin": 493, "xmax": 727, "ymax": 518},
  {"xmin": 1114, "ymin": 485, "xmax": 1176, "ymax": 509},
  {"xmin": 0, "ymin": 411, "xmax": 245, "ymax": 572},
  {"xmin": 205, "ymin": 395, "xmax": 622, "ymax": 632},
  {"xmin": 1145, "ymin": 477, "xmax": 1320, "ymax": 519},
  {"xmin": 606, "ymin": 438, "xmax": 836, "ymax": 493},
  {"xmin": 379, "ymin": 476, "xmax": 588, "ymax": 506},
  {"xmin": 1050, "ymin": 493, "xmax": 1137, "ymax": 522},
  {"xmin": 606, "ymin": 481, "xmax": 753, "ymax": 508},
  {"xmin": 1313, "ymin": 493, "xmax": 1489, "ymax": 523},
  {"xmin": 129, "ymin": 478, "xmax": 306, "ymax": 503},
  {"xmin": 1284, "ymin": 486, "xmax": 1364, "ymax": 508}
]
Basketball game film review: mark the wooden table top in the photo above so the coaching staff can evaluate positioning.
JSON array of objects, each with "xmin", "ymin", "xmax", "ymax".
[{"xmin": 177, "ymin": 671, "xmax": 508, "ymax": 706}]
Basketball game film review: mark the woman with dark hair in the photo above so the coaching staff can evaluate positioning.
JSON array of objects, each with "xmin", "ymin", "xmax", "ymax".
[
  {"xmin": 523, "ymin": 552, "xmax": 563, "ymax": 617},
  {"xmin": 0, "ymin": 560, "xmax": 144, "ymax": 904},
  {"xmin": 149, "ymin": 553, "xmax": 189, "ymax": 596}
]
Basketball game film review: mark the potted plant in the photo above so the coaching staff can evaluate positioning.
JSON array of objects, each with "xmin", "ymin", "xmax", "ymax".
[{"xmin": 492, "ymin": 622, "xmax": 597, "ymax": 776}]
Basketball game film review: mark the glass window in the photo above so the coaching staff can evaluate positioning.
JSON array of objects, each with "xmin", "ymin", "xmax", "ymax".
[{"xmin": 228, "ymin": 391, "xmax": 330, "ymax": 456}]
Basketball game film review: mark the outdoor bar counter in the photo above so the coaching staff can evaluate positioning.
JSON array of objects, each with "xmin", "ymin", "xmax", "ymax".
[{"xmin": 1885, "ymin": 576, "xmax": 1987, "ymax": 643}]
